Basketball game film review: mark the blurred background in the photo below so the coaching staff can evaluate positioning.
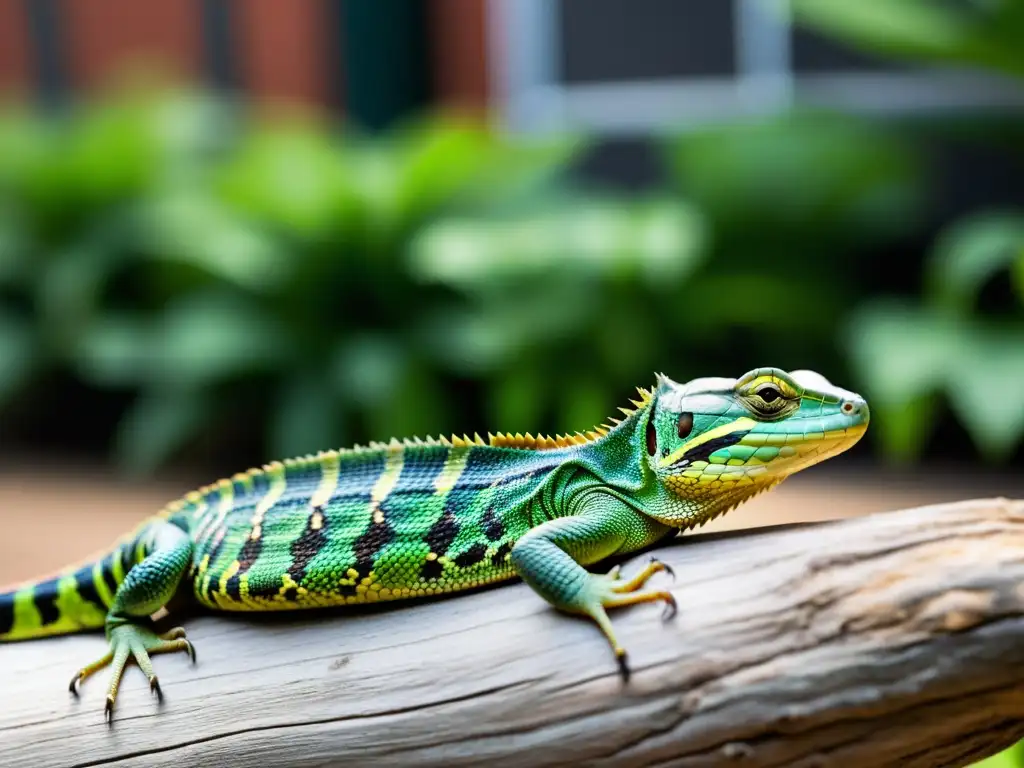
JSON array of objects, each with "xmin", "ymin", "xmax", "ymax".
[{"xmin": 0, "ymin": 2, "xmax": 1023, "ymax": 758}]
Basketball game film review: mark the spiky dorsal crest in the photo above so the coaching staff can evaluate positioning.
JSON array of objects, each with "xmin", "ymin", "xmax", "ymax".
[{"xmin": 159, "ymin": 382, "xmax": 659, "ymax": 516}]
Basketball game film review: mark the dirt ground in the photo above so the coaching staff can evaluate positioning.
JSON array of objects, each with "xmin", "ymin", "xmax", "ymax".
[{"xmin": 2, "ymin": 460, "xmax": 1022, "ymax": 587}]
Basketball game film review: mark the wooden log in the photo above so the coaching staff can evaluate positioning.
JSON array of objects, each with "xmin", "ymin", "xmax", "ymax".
[{"xmin": 2, "ymin": 498, "xmax": 1023, "ymax": 768}]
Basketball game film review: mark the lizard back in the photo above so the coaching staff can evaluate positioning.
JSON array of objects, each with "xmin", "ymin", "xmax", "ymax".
[{"xmin": 181, "ymin": 441, "xmax": 577, "ymax": 611}]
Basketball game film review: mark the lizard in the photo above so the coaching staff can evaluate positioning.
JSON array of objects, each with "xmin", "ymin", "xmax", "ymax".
[{"xmin": 0, "ymin": 367, "xmax": 869, "ymax": 721}]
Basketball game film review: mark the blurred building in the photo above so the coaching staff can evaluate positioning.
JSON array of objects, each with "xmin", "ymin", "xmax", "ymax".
[{"xmin": 4, "ymin": 0, "xmax": 1023, "ymax": 136}]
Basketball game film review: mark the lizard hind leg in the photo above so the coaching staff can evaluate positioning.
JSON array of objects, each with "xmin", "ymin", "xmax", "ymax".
[{"xmin": 68, "ymin": 521, "xmax": 197, "ymax": 722}]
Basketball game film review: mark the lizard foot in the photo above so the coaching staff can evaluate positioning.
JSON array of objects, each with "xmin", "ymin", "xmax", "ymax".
[
  {"xmin": 608, "ymin": 556, "xmax": 675, "ymax": 594},
  {"xmin": 69, "ymin": 624, "xmax": 196, "ymax": 723},
  {"xmin": 576, "ymin": 563, "xmax": 677, "ymax": 683}
]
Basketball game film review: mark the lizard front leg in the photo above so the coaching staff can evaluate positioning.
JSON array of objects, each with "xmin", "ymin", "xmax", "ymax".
[
  {"xmin": 510, "ymin": 491, "xmax": 675, "ymax": 680},
  {"xmin": 69, "ymin": 521, "xmax": 196, "ymax": 721}
]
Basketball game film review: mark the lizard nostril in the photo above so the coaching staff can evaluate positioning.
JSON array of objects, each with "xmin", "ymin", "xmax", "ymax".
[{"xmin": 841, "ymin": 402, "xmax": 855, "ymax": 414}]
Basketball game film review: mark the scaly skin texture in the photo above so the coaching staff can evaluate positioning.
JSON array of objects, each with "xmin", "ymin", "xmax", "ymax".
[{"xmin": 0, "ymin": 367, "xmax": 869, "ymax": 720}]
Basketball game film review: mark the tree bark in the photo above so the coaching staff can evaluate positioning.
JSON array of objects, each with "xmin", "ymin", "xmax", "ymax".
[{"xmin": 1, "ymin": 498, "xmax": 1022, "ymax": 768}]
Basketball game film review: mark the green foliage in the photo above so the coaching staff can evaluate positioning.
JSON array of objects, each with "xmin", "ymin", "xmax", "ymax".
[
  {"xmin": 790, "ymin": 0, "xmax": 1024, "ymax": 77},
  {"xmin": 0, "ymin": 87, "xmax": 931, "ymax": 476},
  {"xmin": 788, "ymin": 6, "xmax": 1024, "ymax": 765},
  {"xmin": 0, "ymin": 90, "xmax": 588, "ymax": 473},
  {"xmin": 792, "ymin": 0, "xmax": 1024, "ymax": 465},
  {"xmin": 844, "ymin": 211, "xmax": 1024, "ymax": 461}
]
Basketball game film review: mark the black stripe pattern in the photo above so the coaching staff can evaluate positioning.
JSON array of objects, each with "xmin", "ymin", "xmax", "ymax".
[
  {"xmin": 339, "ymin": 501, "xmax": 395, "ymax": 595},
  {"xmin": 421, "ymin": 507, "xmax": 460, "ymax": 580},
  {"xmin": 71, "ymin": 566, "xmax": 110, "ymax": 615},
  {"xmin": 678, "ymin": 430, "xmax": 751, "ymax": 466},
  {"xmin": 225, "ymin": 535, "xmax": 263, "ymax": 600},
  {"xmin": 0, "ymin": 595, "xmax": 14, "ymax": 636},
  {"xmin": 289, "ymin": 505, "xmax": 329, "ymax": 598}
]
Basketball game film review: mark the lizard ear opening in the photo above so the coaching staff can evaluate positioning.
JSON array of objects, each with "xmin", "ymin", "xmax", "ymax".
[{"xmin": 646, "ymin": 414, "xmax": 657, "ymax": 456}]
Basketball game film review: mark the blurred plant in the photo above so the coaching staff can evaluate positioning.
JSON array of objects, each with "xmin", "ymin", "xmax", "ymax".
[
  {"xmin": 0, "ymin": 82, "xmax": 932, "ymax": 477},
  {"xmin": 0, "ymin": 77, "xmax": 948, "ymax": 480},
  {"xmin": 844, "ymin": 212, "xmax": 1024, "ymax": 462},
  {"xmin": 790, "ymin": 0, "xmax": 1024, "ymax": 77},
  {"xmin": 659, "ymin": 108, "xmax": 928, "ymax": 375},
  {"xmin": 0, "ymin": 89, "xmax": 721, "ymax": 475},
  {"xmin": 788, "ymin": 4, "xmax": 1024, "ymax": 761},
  {"xmin": 0, "ymin": 89, "xmax": 589, "ymax": 473},
  {"xmin": 791, "ymin": 0, "xmax": 1024, "ymax": 466}
]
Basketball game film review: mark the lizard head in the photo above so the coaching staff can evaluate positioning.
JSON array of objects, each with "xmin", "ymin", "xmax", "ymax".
[{"xmin": 643, "ymin": 367, "xmax": 869, "ymax": 529}]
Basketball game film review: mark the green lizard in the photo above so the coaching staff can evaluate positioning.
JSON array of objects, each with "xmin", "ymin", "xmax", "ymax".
[{"xmin": 0, "ymin": 367, "xmax": 868, "ymax": 721}]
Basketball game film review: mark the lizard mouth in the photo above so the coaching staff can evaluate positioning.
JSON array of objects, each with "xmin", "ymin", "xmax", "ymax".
[
  {"xmin": 662, "ymin": 399, "xmax": 869, "ymax": 482},
  {"xmin": 734, "ymin": 403, "xmax": 869, "ymax": 473}
]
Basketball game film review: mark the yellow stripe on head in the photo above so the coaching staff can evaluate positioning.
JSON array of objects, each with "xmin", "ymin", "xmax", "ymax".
[{"xmin": 659, "ymin": 416, "xmax": 757, "ymax": 468}]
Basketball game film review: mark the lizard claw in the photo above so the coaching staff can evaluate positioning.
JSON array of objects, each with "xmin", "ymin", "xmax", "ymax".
[
  {"xmin": 616, "ymin": 650, "xmax": 631, "ymax": 683},
  {"xmin": 657, "ymin": 558, "xmax": 676, "ymax": 582},
  {"xmin": 661, "ymin": 592, "xmax": 678, "ymax": 621}
]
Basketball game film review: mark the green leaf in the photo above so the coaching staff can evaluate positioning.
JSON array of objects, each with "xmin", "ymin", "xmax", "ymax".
[
  {"xmin": 138, "ymin": 191, "xmax": 290, "ymax": 292},
  {"xmin": 664, "ymin": 110, "xmax": 924, "ymax": 244},
  {"xmin": 843, "ymin": 300, "xmax": 958, "ymax": 461},
  {"xmin": 407, "ymin": 197, "xmax": 706, "ymax": 291},
  {"xmin": 790, "ymin": 0, "xmax": 979, "ymax": 63},
  {"xmin": 113, "ymin": 388, "xmax": 210, "ymax": 476},
  {"xmin": 926, "ymin": 211, "xmax": 1024, "ymax": 313},
  {"xmin": 75, "ymin": 292, "xmax": 291, "ymax": 387},
  {"xmin": 72, "ymin": 314, "xmax": 152, "ymax": 386},
  {"xmin": 269, "ymin": 374, "xmax": 343, "ymax": 459},
  {"xmin": 35, "ymin": 215, "xmax": 136, "ymax": 354},
  {"xmin": 215, "ymin": 125, "xmax": 359, "ymax": 239},
  {"xmin": 151, "ymin": 292, "xmax": 291, "ymax": 386},
  {"xmin": 672, "ymin": 272, "xmax": 845, "ymax": 336},
  {"xmin": 0, "ymin": 205, "xmax": 34, "ymax": 288},
  {"xmin": 489, "ymin": 368, "xmax": 546, "ymax": 433},
  {"xmin": 557, "ymin": 375, "xmax": 613, "ymax": 437},
  {"xmin": 416, "ymin": 280, "xmax": 597, "ymax": 375},
  {"xmin": 331, "ymin": 334, "xmax": 407, "ymax": 408},
  {"xmin": 846, "ymin": 298, "xmax": 1024, "ymax": 462},
  {"xmin": 790, "ymin": 0, "xmax": 1024, "ymax": 78},
  {"xmin": 348, "ymin": 118, "xmax": 583, "ymax": 244},
  {"xmin": 866, "ymin": 394, "xmax": 940, "ymax": 464},
  {"xmin": 361, "ymin": 365, "xmax": 451, "ymax": 443},
  {"xmin": 945, "ymin": 325, "xmax": 1024, "ymax": 461},
  {"xmin": 0, "ymin": 309, "xmax": 36, "ymax": 407},
  {"xmin": 392, "ymin": 119, "xmax": 581, "ymax": 225}
]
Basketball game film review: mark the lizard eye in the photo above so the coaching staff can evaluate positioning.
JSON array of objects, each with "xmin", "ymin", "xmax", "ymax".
[
  {"xmin": 677, "ymin": 412, "xmax": 693, "ymax": 439},
  {"xmin": 757, "ymin": 385, "xmax": 782, "ymax": 403}
]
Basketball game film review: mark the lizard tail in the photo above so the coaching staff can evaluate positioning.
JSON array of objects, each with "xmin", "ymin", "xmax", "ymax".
[{"xmin": 0, "ymin": 544, "xmax": 137, "ymax": 642}]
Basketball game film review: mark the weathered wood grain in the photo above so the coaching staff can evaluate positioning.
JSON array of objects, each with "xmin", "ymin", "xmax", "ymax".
[{"xmin": 2, "ymin": 498, "xmax": 1022, "ymax": 768}]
